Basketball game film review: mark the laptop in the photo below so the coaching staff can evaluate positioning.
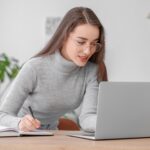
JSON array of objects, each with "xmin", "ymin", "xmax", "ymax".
[{"xmin": 68, "ymin": 82, "xmax": 150, "ymax": 140}]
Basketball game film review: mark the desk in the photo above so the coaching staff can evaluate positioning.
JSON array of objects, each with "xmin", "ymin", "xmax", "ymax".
[{"xmin": 0, "ymin": 131, "xmax": 150, "ymax": 150}]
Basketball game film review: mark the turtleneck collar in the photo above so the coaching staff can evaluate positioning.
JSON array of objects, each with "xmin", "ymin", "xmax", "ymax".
[{"xmin": 52, "ymin": 50, "xmax": 80, "ymax": 74}]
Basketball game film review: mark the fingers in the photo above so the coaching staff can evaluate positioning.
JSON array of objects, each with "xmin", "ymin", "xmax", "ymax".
[
  {"xmin": 35, "ymin": 119, "xmax": 41, "ymax": 126},
  {"xmin": 18, "ymin": 114, "xmax": 41, "ymax": 132},
  {"xmin": 26, "ymin": 115, "xmax": 41, "ymax": 128}
]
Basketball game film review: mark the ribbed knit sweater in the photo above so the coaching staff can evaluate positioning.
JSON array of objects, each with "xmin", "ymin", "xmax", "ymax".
[{"xmin": 0, "ymin": 50, "xmax": 99, "ymax": 131}]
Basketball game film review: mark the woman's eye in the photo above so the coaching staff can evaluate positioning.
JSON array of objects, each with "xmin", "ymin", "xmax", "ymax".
[
  {"xmin": 77, "ymin": 41, "xmax": 85, "ymax": 45},
  {"xmin": 91, "ymin": 42, "xmax": 97, "ymax": 46}
]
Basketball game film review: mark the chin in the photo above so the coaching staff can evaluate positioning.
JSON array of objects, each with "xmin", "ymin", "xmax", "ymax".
[{"xmin": 75, "ymin": 61, "xmax": 87, "ymax": 67}]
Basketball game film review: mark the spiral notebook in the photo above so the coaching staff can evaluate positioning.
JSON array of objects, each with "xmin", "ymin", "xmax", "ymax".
[{"xmin": 0, "ymin": 125, "xmax": 54, "ymax": 137}]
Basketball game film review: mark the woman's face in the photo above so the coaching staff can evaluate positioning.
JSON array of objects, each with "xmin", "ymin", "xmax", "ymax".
[{"xmin": 61, "ymin": 24, "xmax": 99, "ymax": 67}]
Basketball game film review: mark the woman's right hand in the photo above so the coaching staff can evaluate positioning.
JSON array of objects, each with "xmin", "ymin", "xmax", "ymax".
[{"xmin": 18, "ymin": 114, "xmax": 41, "ymax": 131}]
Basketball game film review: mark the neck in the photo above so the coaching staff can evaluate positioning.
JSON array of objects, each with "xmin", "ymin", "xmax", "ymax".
[{"xmin": 52, "ymin": 50, "xmax": 80, "ymax": 74}]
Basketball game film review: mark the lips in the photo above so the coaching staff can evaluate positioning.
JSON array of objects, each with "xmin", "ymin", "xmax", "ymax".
[{"xmin": 78, "ymin": 56, "xmax": 88, "ymax": 62}]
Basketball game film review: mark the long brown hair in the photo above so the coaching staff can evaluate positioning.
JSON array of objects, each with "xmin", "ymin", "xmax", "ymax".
[{"xmin": 35, "ymin": 7, "xmax": 105, "ymax": 80}]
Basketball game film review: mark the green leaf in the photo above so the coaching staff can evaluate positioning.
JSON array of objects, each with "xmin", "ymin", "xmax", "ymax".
[{"xmin": 0, "ymin": 53, "xmax": 20, "ymax": 82}]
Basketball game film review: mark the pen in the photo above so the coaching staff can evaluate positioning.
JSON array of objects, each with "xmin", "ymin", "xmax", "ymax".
[{"xmin": 28, "ymin": 106, "xmax": 35, "ymax": 119}]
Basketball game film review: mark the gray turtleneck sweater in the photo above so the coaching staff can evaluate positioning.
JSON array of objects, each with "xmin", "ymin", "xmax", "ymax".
[{"xmin": 0, "ymin": 50, "xmax": 99, "ymax": 131}]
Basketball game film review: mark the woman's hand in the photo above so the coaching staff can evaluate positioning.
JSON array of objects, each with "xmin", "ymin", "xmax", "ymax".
[{"xmin": 18, "ymin": 114, "xmax": 41, "ymax": 131}]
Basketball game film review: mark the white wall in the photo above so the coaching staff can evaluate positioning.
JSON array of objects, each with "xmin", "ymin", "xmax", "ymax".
[
  {"xmin": 0, "ymin": 0, "xmax": 150, "ymax": 81},
  {"xmin": 99, "ymin": 0, "xmax": 150, "ymax": 81}
]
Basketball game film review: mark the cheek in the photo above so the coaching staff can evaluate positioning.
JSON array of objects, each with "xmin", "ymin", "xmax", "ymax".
[
  {"xmin": 89, "ymin": 52, "xmax": 95, "ymax": 58},
  {"xmin": 67, "ymin": 45, "xmax": 78, "ymax": 58}
]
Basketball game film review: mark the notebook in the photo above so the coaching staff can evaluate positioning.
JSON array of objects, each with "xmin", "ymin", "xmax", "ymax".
[
  {"xmin": 0, "ymin": 125, "xmax": 54, "ymax": 137},
  {"xmin": 68, "ymin": 82, "xmax": 150, "ymax": 140}
]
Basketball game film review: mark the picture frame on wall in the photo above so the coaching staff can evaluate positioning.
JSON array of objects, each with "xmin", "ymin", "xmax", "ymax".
[{"xmin": 44, "ymin": 17, "xmax": 61, "ymax": 43}]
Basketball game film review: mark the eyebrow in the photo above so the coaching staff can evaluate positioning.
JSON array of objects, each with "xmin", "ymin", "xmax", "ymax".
[{"xmin": 76, "ymin": 37, "xmax": 99, "ymax": 42}]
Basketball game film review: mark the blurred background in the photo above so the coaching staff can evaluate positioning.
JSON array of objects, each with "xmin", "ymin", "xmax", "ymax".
[{"xmin": 0, "ymin": 0, "xmax": 150, "ymax": 82}]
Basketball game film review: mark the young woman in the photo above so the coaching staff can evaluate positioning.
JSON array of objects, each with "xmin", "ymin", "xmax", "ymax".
[{"xmin": 0, "ymin": 7, "xmax": 105, "ymax": 132}]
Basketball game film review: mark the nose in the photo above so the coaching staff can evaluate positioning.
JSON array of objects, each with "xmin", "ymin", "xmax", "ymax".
[{"xmin": 83, "ymin": 46, "xmax": 91, "ymax": 55}]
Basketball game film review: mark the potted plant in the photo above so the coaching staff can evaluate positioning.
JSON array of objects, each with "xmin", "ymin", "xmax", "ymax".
[{"xmin": 0, "ymin": 53, "xmax": 20, "ymax": 99}]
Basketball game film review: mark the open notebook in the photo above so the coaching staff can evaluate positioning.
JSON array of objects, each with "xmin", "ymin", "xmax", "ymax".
[{"xmin": 0, "ymin": 125, "xmax": 54, "ymax": 137}]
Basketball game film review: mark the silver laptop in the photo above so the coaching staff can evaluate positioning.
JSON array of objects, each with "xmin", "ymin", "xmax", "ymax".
[{"xmin": 68, "ymin": 82, "xmax": 150, "ymax": 140}]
